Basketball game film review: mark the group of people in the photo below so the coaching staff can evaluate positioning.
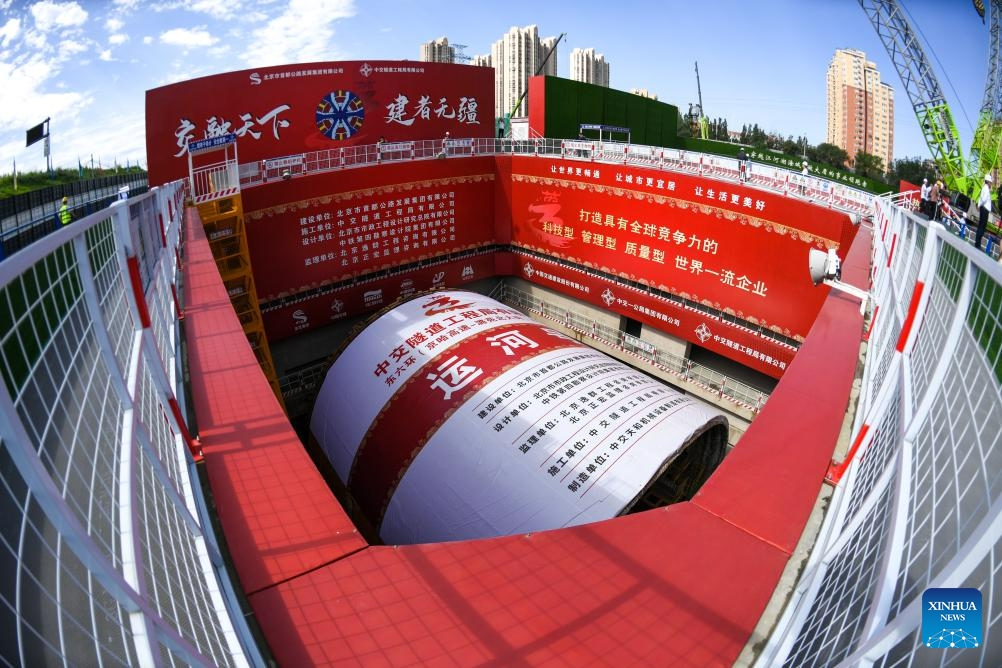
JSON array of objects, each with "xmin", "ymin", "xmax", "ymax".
[
  {"xmin": 921, "ymin": 173, "xmax": 1001, "ymax": 253},
  {"xmin": 918, "ymin": 178, "xmax": 947, "ymax": 220}
]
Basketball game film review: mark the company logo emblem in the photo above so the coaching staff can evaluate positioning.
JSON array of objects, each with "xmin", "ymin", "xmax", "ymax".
[
  {"xmin": 601, "ymin": 288, "xmax": 616, "ymax": 306},
  {"xmin": 249, "ymin": 72, "xmax": 261, "ymax": 85},
  {"xmin": 400, "ymin": 279, "xmax": 414, "ymax": 297},
  {"xmin": 523, "ymin": 262, "xmax": 535, "ymax": 278},
  {"xmin": 331, "ymin": 298, "xmax": 343, "ymax": 313},
  {"xmin": 695, "ymin": 322, "xmax": 713, "ymax": 343},
  {"xmin": 293, "ymin": 309, "xmax": 309, "ymax": 331},
  {"xmin": 359, "ymin": 62, "xmax": 372, "ymax": 77},
  {"xmin": 923, "ymin": 588, "xmax": 981, "ymax": 649},
  {"xmin": 316, "ymin": 90, "xmax": 365, "ymax": 140},
  {"xmin": 363, "ymin": 289, "xmax": 383, "ymax": 307},
  {"xmin": 461, "ymin": 265, "xmax": 474, "ymax": 279},
  {"xmin": 432, "ymin": 271, "xmax": 446, "ymax": 285}
]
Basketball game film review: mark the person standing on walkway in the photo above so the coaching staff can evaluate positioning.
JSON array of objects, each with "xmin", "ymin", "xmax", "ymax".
[
  {"xmin": 920, "ymin": 178, "xmax": 930, "ymax": 216},
  {"xmin": 737, "ymin": 148, "xmax": 749, "ymax": 183},
  {"xmin": 976, "ymin": 173, "xmax": 993, "ymax": 251},
  {"xmin": 800, "ymin": 161, "xmax": 809, "ymax": 195},
  {"xmin": 929, "ymin": 180, "xmax": 941, "ymax": 221},
  {"xmin": 59, "ymin": 197, "xmax": 72, "ymax": 226}
]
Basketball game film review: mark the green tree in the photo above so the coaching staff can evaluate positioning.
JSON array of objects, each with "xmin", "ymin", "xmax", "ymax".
[
  {"xmin": 814, "ymin": 143, "xmax": 850, "ymax": 169},
  {"xmin": 853, "ymin": 150, "xmax": 885, "ymax": 180},
  {"xmin": 886, "ymin": 157, "xmax": 936, "ymax": 187}
]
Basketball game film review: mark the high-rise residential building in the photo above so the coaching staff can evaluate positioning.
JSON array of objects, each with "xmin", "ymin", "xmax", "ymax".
[
  {"xmin": 826, "ymin": 48, "xmax": 895, "ymax": 171},
  {"xmin": 570, "ymin": 48, "xmax": 610, "ymax": 88},
  {"xmin": 470, "ymin": 53, "xmax": 492, "ymax": 68},
  {"xmin": 630, "ymin": 88, "xmax": 658, "ymax": 101},
  {"xmin": 489, "ymin": 25, "xmax": 560, "ymax": 118},
  {"xmin": 420, "ymin": 37, "xmax": 456, "ymax": 64}
]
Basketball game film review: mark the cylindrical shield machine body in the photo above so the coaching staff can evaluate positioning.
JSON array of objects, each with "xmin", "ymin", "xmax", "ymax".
[{"xmin": 311, "ymin": 291, "xmax": 728, "ymax": 544}]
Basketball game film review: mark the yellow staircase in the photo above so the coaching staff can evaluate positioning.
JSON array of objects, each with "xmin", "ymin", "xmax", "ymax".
[{"xmin": 195, "ymin": 194, "xmax": 285, "ymax": 409}]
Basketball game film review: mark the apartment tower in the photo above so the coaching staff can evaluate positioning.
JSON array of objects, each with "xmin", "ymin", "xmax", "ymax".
[
  {"xmin": 483, "ymin": 25, "xmax": 559, "ymax": 118},
  {"xmin": 570, "ymin": 48, "xmax": 610, "ymax": 87},
  {"xmin": 826, "ymin": 48, "xmax": 895, "ymax": 171},
  {"xmin": 420, "ymin": 37, "xmax": 457, "ymax": 63}
]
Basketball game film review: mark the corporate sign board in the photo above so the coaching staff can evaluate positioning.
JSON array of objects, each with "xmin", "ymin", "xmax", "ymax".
[
  {"xmin": 260, "ymin": 254, "xmax": 497, "ymax": 341},
  {"xmin": 145, "ymin": 60, "xmax": 495, "ymax": 185},
  {"xmin": 509, "ymin": 157, "xmax": 855, "ymax": 342},
  {"xmin": 310, "ymin": 291, "xmax": 728, "ymax": 544},
  {"xmin": 241, "ymin": 158, "xmax": 497, "ymax": 306},
  {"xmin": 516, "ymin": 253, "xmax": 795, "ymax": 378}
]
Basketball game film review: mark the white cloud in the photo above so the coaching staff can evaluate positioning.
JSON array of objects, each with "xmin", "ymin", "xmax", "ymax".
[
  {"xmin": 105, "ymin": 17, "xmax": 124, "ymax": 32},
  {"xmin": 30, "ymin": 1, "xmax": 88, "ymax": 33},
  {"xmin": 0, "ymin": 55, "xmax": 90, "ymax": 134},
  {"xmin": 240, "ymin": 0, "xmax": 355, "ymax": 67},
  {"xmin": 186, "ymin": 0, "xmax": 236, "ymax": 20},
  {"xmin": 59, "ymin": 38, "xmax": 88, "ymax": 56},
  {"xmin": 159, "ymin": 26, "xmax": 217, "ymax": 48},
  {"xmin": 0, "ymin": 17, "xmax": 20, "ymax": 47},
  {"xmin": 109, "ymin": 33, "xmax": 128, "ymax": 45},
  {"xmin": 99, "ymin": 49, "xmax": 112, "ymax": 61},
  {"xmin": 142, "ymin": 35, "xmax": 152, "ymax": 44}
]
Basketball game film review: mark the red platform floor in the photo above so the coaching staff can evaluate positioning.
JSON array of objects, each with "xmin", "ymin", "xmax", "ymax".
[{"xmin": 183, "ymin": 209, "xmax": 870, "ymax": 666}]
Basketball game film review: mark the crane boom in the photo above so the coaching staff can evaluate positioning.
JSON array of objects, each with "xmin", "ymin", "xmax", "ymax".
[
  {"xmin": 859, "ymin": 0, "xmax": 970, "ymax": 195},
  {"xmin": 971, "ymin": 0, "xmax": 1002, "ymax": 181}
]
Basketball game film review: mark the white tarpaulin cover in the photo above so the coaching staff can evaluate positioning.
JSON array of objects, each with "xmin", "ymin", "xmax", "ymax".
[{"xmin": 311, "ymin": 291, "xmax": 728, "ymax": 544}]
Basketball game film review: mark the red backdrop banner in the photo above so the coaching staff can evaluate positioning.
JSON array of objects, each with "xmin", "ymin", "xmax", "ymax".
[
  {"xmin": 242, "ymin": 158, "xmax": 498, "ymax": 301},
  {"xmin": 512, "ymin": 253, "xmax": 794, "ymax": 378},
  {"xmin": 145, "ymin": 60, "xmax": 494, "ymax": 185},
  {"xmin": 262, "ymin": 254, "xmax": 497, "ymax": 341},
  {"xmin": 508, "ymin": 156, "xmax": 854, "ymax": 341}
]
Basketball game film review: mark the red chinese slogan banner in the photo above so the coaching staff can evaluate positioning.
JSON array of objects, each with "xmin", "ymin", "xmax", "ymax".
[
  {"xmin": 242, "ymin": 159, "xmax": 497, "ymax": 302},
  {"xmin": 513, "ymin": 253, "xmax": 795, "ymax": 379},
  {"xmin": 509, "ymin": 157, "xmax": 855, "ymax": 341},
  {"xmin": 261, "ymin": 254, "xmax": 497, "ymax": 341},
  {"xmin": 145, "ymin": 60, "xmax": 494, "ymax": 184}
]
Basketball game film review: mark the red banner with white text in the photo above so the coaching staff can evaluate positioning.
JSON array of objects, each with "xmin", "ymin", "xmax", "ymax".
[
  {"xmin": 261, "ymin": 254, "xmax": 497, "ymax": 341},
  {"xmin": 242, "ymin": 158, "xmax": 498, "ymax": 302},
  {"xmin": 513, "ymin": 253, "xmax": 794, "ymax": 378},
  {"xmin": 145, "ymin": 60, "xmax": 494, "ymax": 185},
  {"xmin": 509, "ymin": 156, "xmax": 855, "ymax": 341}
]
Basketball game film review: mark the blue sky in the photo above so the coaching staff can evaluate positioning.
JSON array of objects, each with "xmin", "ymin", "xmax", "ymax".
[{"xmin": 0, "ymin": 0, "xmax": 992, "ymax": 174}]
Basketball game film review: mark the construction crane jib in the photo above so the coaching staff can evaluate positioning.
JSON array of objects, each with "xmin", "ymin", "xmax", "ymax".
[{"xmin": 859, "ymin": 0, "xmax": 1002, "ymax": 200}]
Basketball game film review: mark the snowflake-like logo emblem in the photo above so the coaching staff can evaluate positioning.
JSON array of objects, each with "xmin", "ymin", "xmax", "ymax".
[
  {"xmin": 523, "ymin": 262, "xmax": 535, "ymax": 278},
  {"xmin": 602, "ymin": 288, "xmax": 616, "ymax": 306},
  {"xmin": 359, "ymin": 63, "xmax": 372, "ymax": 77},
  {"xmin": 695, "ymin": 322, "xmax": 713, "ymax": 343},
  {"xmin": 331, "ymin": 298, "xmax": 343, "ymax": 313},
  {"xmin": 316, "ymin": 90, "xmax": 365, "ymax": 140}
]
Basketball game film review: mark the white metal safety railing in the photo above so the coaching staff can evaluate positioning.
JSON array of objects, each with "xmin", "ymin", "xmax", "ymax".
[
  {"xmin": 758, "ymin": 195, "xmax": 1002, "ymax": 666},
  {"xmin": 498, "ymin": 283, "xmax": 770, "ymax": 412},
  {"xmin": 0, "ymin": 184, "xmax": 261, "ymax": 666},
  {"xmin": 236, "ymin": 136, "xmax": 875, "ymax": 217}
]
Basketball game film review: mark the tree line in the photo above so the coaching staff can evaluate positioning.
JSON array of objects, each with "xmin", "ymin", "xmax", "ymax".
[{"xmin": 686, "ymin": 115, "xmax": 936, "ymax": 187}]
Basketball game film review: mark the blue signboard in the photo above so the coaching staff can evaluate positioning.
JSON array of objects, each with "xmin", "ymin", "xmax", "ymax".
[{"xmin": 188, "ymin": 133, "xmax": 237, "ymax": 154}]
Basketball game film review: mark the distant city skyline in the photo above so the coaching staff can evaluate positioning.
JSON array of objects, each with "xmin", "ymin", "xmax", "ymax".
[{"xmin": 0, "ymin": 1, "xmax": 991, "ymax": 173}]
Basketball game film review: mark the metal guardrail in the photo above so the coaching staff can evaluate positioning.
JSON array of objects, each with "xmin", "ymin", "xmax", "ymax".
[
  {"xmin": 1, "ymin": 173, "xmax": 150, "ymax": 261},
  {"xmin": 0, "ymin": 183, "xmax": 261, "ymax": 666},
  {"xmin": 237, "ymin": 137, "xmax": 874, "ymax": 217},
  {"xmin": 758, "ymin": 194, "xmax": 1002, "ymax": 666}
]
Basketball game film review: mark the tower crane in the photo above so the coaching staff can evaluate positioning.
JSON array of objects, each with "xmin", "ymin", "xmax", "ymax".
[{"xmin": 859, "ymin": 0, "xmax": 1002, "ymax": 200}]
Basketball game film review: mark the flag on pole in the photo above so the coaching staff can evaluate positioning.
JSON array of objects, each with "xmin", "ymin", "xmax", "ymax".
[
  {"xmin": 974, "ymin": 0, "xmax": 986, "ymax": 22},
  {"xmin": 12, "ymin": 157, "xmax": 16, "ymax": 191},
  {"xmin": 78, "ymin": 156, "xmax": 83, "ymax": 178}
]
